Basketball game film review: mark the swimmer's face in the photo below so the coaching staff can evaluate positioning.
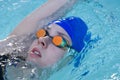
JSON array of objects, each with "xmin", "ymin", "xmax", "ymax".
[{"xmin": 27, "ymin": 23, "xmax": 72, "ymax": 68}]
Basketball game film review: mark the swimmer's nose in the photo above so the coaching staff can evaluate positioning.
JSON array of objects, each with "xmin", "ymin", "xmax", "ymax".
[{"xmin": 37, "ymin": 36, "xmax": 51, "ymax": 48}]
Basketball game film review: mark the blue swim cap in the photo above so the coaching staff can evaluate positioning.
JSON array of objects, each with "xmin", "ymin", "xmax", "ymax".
[{"xmin": 53, "ymin": 16, "xmax": 88, "ymax": 52}]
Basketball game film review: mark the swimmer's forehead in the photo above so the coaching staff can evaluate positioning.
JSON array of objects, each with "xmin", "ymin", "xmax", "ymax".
[{"xmin": 46, "ymin": 23, "xmax": 72, "ymax": 45}]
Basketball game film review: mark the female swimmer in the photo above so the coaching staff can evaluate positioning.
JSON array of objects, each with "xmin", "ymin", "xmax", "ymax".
[
  {"xmin": 26, "ymin": 16, "xmax": 88, "ymax": 68},
  {"xmin": 0, "ymin": 0, "xmax": 88, "ymax": 79}
]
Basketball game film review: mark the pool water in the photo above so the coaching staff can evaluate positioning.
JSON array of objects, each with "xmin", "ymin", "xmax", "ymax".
[
  {"xmin": 0, "ymin": 0, "xmax": 47, "ymax": 39},
  {"xmin": 0, "ymin": 0, "xmax": 120, "ymax": 80}
]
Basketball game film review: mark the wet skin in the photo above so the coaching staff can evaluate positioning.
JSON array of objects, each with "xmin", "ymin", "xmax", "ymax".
[{"xmin": 27, "ymin": 23, "xmax": 72, "ymax": 68}]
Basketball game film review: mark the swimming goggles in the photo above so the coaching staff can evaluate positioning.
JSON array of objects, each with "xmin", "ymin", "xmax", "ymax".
[{"xmin": 36, "ymin": 29, "xmax": 71, "ymax": 50}]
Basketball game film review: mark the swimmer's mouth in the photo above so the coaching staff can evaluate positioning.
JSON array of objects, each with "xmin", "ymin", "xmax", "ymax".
[{"xmin": 31, "ymin": 47, "xmax": 42, "ymax": 57}]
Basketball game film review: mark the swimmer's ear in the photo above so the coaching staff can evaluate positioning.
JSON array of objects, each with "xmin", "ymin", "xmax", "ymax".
[{"xmin": 57, "ymin": 55, "xmax": 74, "ymax": 71}]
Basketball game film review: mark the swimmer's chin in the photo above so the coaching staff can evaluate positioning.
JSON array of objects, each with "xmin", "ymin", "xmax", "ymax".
[
  {"xmin": 27, "ymin": 60, "xmax": 53, "ymax": 69},
  {"xmin": 26, "ymin": 58, "xmax": 54, "ymax": 69}
]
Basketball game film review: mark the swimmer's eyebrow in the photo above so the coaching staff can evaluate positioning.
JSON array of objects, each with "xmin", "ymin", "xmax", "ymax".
[
  {"xmin": 46, "ymin": 26, "xmax": 69, "ymax": 40},
  {"xmin": 46, "ymin": 26, "xmax": 65, "ymax": 38},
  {"xmin": 45, "ymin": 26, "xmax": 70, "ymax": 43}
]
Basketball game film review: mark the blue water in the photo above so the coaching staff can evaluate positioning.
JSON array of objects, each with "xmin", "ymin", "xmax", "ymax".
[
  {"xmin": 0, "ymin": 0, "xmax": 120, "ymax": 80},
  {"xmin": 0, "ymin": 0, "xmax": 47, "ymax": 39}
]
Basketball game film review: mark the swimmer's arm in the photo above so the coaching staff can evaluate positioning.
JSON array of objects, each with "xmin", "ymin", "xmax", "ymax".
[{"xmin": 10, "ymin": 0, "xmax": 77, "ymax": 36}]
